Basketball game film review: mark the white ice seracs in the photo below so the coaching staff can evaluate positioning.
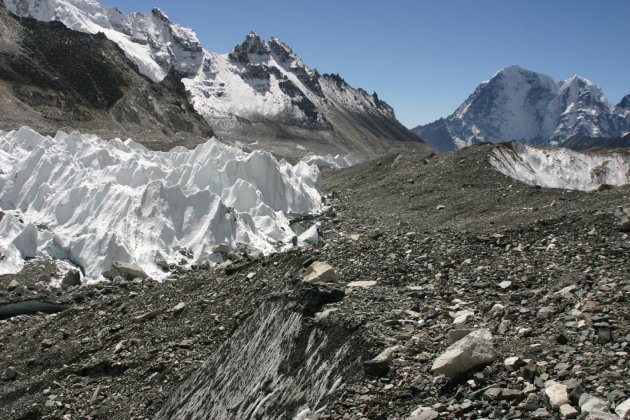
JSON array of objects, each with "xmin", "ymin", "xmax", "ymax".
[
  {"xmin": 0, "ymin": 127, "xmax": 322, "ymax": 281},
  {"xmin": 301, "ymin": 154, "xmax": 358, "ymax": 169},
  {"xmin": 489, "ymin": 141, "xmax": 630, "ymax": 191}
]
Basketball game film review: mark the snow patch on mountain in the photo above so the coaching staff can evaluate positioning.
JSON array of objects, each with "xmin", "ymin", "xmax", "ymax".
[
  {"xmin": 489, "ymin": 141, "xmax": 630, "ymax": 191},
  {"xmin": 4, "ymin": 0, "xmax": 203, "ymax": 82},
  {"xmin": 0, "ymin": 127, "xmax": 322, "ymax": 280}
]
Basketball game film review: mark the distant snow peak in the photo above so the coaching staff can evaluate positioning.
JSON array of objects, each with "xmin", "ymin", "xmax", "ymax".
[
  {"xmin": 0, "ymin": 127, "xmax": 323, "ymax": 281},
  {"xmin": 414, "ymin": 65, "xmax": 630, "ymax": 151},
  {"xmin": 490, "ymin": 141, "xmax": 630, "ymax": 191}
]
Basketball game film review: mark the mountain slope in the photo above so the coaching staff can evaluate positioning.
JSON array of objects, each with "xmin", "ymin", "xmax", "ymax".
[
  {"xmin": 0, "ymin": 2, "xmax": 213, "ymax": 148},
  {"xmin": 4, "ymin": 0, "xmax": 427, "ymax": 158},
  {"xmin": 413, "ymin": 65, "xmax": 630, "ymax": 151}
]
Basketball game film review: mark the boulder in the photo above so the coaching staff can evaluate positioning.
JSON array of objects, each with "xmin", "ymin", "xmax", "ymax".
[
  {"xmin": 61, "ymin": 270, "xmax": 81, "ymax": 289},
  {"xmin": 212, "ymin": 243, "xmax": 230, "ymax": 254},
  {"xmin": 545, "ymin": 381, "xmax": 570, "ymax": 408},
  {"xmin": 303, "ymin": 261, "xmax": 338, "ymax": 284},
  {"xmin": 111, "ymin": 261, "xmax": 147, "ymax": 280},
  {"xmin": 431, "ymin": 329, "xmax": 494, "ymax": 378},
  {"xmin": 7, "ymin": 280, "xmax": 20, "ymax": 291}
]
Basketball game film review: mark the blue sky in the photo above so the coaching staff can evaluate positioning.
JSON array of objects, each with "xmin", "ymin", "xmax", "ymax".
[{"xmin": 103, "ymin": 0, "xmax": 629, "ymax": 128}]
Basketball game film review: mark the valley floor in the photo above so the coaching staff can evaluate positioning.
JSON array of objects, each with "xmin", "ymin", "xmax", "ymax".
[{"xmin": 1, "ymin": 144, "xmax": 629, "ymax": 419}]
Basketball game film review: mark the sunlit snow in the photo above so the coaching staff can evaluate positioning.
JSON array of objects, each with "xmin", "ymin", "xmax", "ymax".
[
  {"xmin": 0, "ymin": 128, "xmax": 322, "ymax": 281},
  {"xmin": 490, "ymin": 141, "xmax": 630, "ymax": 191}
]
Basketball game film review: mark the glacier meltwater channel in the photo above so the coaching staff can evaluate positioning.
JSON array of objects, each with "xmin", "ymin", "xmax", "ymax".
[{"xmin": 0, "ymin": 127, "xmax": 322, "ymax": 281}]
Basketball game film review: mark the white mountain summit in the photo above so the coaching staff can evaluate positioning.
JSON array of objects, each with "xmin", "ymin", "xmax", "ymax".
[{"xmin": 413, "ymin": 65, "xmax": 630, "ymax": 151}]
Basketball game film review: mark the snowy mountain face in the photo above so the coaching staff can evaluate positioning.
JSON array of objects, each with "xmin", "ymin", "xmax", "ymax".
[
  {"xmin": 4, "ymin": 0, "xmax": 203, "ymax": 82},
  {"xmin": 0, "ymin": 3, "xmax": 212, "ymax": 147},
  {"xmin": 0, "ymin": 127, "xmax": 322, "ymax": 281},
  {"xmin": 413, "ymin": 65, "xmax": 630, "ymax": 152},
  {"xmin": 4, "ymin": 0, "xmax": 426, "ymax": 158}
]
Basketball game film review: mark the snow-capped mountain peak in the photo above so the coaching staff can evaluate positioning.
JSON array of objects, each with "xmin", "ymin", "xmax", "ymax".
[{"xmin": 413, "ymin": 65, "xmax": 630, "ymax": 151}]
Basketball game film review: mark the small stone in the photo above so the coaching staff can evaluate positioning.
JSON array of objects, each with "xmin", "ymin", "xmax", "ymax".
[
  {"xmin": 363, "ymin": 345, "xmax": 402, "ymax": 377},
  {"xmin": 349, "ymin": 234, "xmax": 361, "ymax": 241},
  {"xmin": 531, "ymin": 408, "xmax": 550, "ymax": 419},
  {"xmin": 367, "ymin": 229, "xmax": 383, "ymax": 240},
  {"xmin": 346, "ymin": 280, "xmax": 377, "ymax": 288},
  {"xmin": 504, "ymin": 356, "xmax": 524, "ymax": 371},
  {"xmin": 1, "ymin": 366, "xmax": 16, "ymax": 381},
  {"xmin": 483, "ymin": 388, "xmax": 502, "ymax": 401},
  {"xmin": 133, "ymin": 309, "xmax": 163, "ymax": 323},
  {"xmin": 501, "ymin": 389, "xmax": 524, "ymax": 401},
  {"xmin": 41, "ymin": 339, "xmax": 54, "ymax": 348},
  {"xmin": 171, "ymin": 302, "xmax": 186, "ymax": 314},
  {"xmin": 545, "ymin": 381, "xmax": 570, "ymax": 408},
  {"xmin": 436, "ymin": 205, "xmax": 445, "ymax": 210},
  {"xmin": 451, "ymin": 309, "xmax": 474, "ymax": 324},
  {"xmin": 499, "ymin": 280, "xmax": 512, "ymax": 289},
  {"xmin": 408, "ymin": 406, "xmax": 439, "ymax": 420},
  {"xmin": 559, "ymin": 404, "xmax": 578, "ymax": 419},
  {"xmin": 7, "ymin": 280, "xmax": 20, "ymax": 291},
  {"xmin": 537, "ymin": 306, "xmax": 555, "ymax": 319},
  {"xmin": 177, "ymin": 339, "xmax": 193, "ymax": 349},
  {"xmin": 556, "ymin": 331, "xmax": 570, "ymax": 344}
]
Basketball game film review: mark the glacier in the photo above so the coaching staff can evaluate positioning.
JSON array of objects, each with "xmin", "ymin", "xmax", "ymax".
[
  {"xmin": 0, "ymin": 127, "xmax": 322, "ymax": 281},
  {"xmin": 489, "ymin": 141, "xmax": 630, "ymax": 191},
  {"xmin": 301, "ymin": 153, "xmax": 359, "ymax": 169}
]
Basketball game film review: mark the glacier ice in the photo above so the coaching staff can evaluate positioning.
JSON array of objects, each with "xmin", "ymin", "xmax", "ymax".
[
  {"xmin": 490, "ymin": 141, "xmax": 630, "ymax": 191},
  {"xmin": 301, "ymin": 154, "xmax": 359, "ymax": 169},
  {"xmin": 0, "ymin": 127, "xmax": 322, "ymax": 281}
]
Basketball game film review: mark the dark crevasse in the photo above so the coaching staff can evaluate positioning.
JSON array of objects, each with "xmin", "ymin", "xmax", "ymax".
[{"xmin": 155, "ymin": 298, "xmax": 357, "ymax": 419}]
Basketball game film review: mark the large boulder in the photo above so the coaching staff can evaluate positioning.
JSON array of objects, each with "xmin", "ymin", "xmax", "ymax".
[
  {"xmin": 61, "ymin": 270, "xmax": 81, "ymax": 289},
  {"xmin": 431, "ymin": 329, "xmax": 495, "ymax": 378},
  {"xmin": 303, "ymin": 261, "xmax": 338, "ymax": 284},
  {"xmin": 111, "ymin": 261, "xmax": 147, "ymax": 280}
]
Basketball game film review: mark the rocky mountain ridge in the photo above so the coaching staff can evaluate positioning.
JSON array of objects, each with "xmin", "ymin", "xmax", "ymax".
[
  {"xmin": 0, "ymin": 2, "xmax": 213, "ymax": 149},
  {"xmin": 3, "ymin": 0, "xmax": 427, "ymax": 158},
  {"xmin": 413, "ymin": 65, "xmax": 630, "ymax": 152}
]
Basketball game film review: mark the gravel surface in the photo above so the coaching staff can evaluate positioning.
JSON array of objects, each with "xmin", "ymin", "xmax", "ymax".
[{"xmin": 1, "ymin": 143, "xmax": 629, "ymax": 419}]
